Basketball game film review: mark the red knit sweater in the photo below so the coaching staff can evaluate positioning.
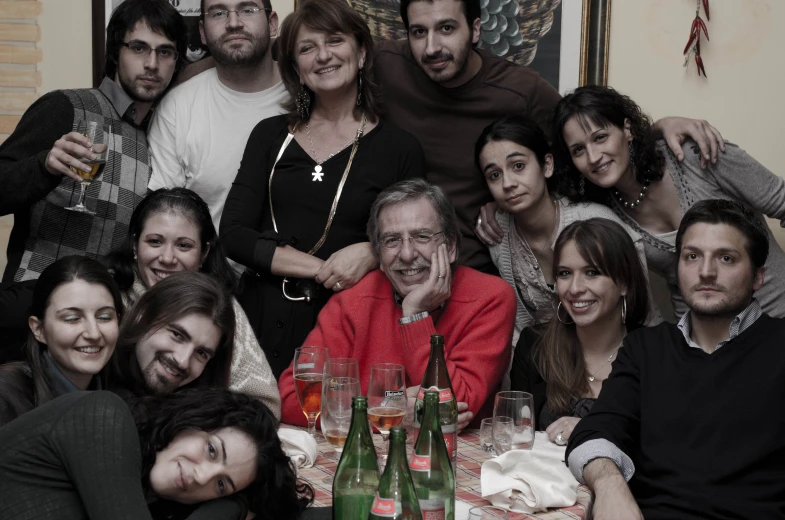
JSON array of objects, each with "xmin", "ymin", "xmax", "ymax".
[{"xmin": 278, "ymin": 266, "xmax": 516, "ymax": 426}]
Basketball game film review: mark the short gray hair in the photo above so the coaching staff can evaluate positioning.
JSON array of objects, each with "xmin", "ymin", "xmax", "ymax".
[{"xmin": 367, "ymin": 179, "xmax": 461, "ymax": 261}]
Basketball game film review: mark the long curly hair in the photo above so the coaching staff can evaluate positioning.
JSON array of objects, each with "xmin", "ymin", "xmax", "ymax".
[
  {"xmin": 551, "ymin": 85, "xmax": 665, "ymax": 205},
  {"xmin": 129, "ymin": 388, "xmax": 313, "ymax": 518}
]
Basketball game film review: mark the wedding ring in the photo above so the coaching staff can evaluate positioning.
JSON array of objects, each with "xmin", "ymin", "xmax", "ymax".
[
  {"xmin": 476, "ymin": 216, "xmax": 482, "ymax": 228},
  {"xmin": 333, "ymin": 281, "xmax": 343, "ymax": 290},
  {"xmin": 554, "ymin": 432, "xmax": 566, "ymax": 446},
  {"xmin": 438, "ymin": 275, "xmax": 445, "ymax": 279}
]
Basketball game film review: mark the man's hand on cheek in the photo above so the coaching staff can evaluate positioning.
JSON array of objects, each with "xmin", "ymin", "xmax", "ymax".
[{"xmin": 401, "ymin": 244, "xmax": 452, "ymax": 317}]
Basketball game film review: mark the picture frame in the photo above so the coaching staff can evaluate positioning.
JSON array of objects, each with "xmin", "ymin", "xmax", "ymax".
[{"xmin": 91, "ymin": 0, "xmax": 206, "ymax": 87}]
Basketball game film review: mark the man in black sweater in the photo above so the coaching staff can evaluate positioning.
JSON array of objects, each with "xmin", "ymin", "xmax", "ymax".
[
  {"xmin": 566, "ymin": 199, "xmax": 785, "ymax": 520},
  {"xmin": 0, "ymin": 0, "xmax": 186, "ymax": 283}
]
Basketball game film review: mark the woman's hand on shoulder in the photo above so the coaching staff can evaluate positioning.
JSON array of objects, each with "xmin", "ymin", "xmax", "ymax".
[
  {"xmin": 545, "ymin": 416, "xmax": 581, "ymax": 443},
  {"xmin": 476, "ymin": 201, "xmax": 503, "ymax": 246},
  {"xmin": 314, "ymin": 242, "xmax": 378, "ymax": 292},
  {"xmin": 653, "ymin": 116, "xmax": 725, "ymax": 168}
]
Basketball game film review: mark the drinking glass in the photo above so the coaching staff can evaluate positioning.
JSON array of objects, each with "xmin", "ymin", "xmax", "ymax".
[
  {"xmin": 492, "ymin": 416, "xmax": 513, "ymax": 455},
  {"xmin": 367, "ymin": 363, "xmax": 406, "ymax": 465},
  {"xmin": 293, "ymin": 346, "xmax": 329, "ymax": 436},
  {"xmin": 324, "ymin": 357, "xmax": 359, "ymax": 380},
  {"xmin": 66, "ymin": 121, "xmax": 111, "ymax": 214},
  {"xmin": 479, "ymin": 418, "xmax": 496, "ymax": 456},
  {"xmin": 320, "ymin": 376, "xmax": 361, "ymax": 461},
  {"xmin": 468, "ymin": 506, "xmax": 510, "ymax": 519},
  {"xmin": 493, "ymin": 391, "xmax": 535, "ymax": 450}
]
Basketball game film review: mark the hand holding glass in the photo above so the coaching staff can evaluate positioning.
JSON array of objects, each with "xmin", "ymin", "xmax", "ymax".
[
  {"xmin": 293, "ymin": 346, "xmax": 329, "ymax": 436},
  {"xmin": 66, "ymin": 121, "xmax": 110, "ymax": 214}
]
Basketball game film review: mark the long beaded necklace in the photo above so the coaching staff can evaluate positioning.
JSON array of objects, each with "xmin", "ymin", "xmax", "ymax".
[
  {"xmin": 305, "ymin": 116, "xmax": 365, "ymax": 182},
  {"xmin": 586, "ymin": 341, "xmax": 622, "ymax": 382}
]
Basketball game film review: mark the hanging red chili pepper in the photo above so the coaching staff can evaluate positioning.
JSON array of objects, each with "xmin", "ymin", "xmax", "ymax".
[{"xmin": 683, "ymin": 0, "xmax": 710, "ymax": 78}]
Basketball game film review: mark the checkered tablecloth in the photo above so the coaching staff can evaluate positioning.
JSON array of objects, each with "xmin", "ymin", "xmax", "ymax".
[{"xmin": 295, "ymin": 428, "xmax": 592, "ymax": 519}]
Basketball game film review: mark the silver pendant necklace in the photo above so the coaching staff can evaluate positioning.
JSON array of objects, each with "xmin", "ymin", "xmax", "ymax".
[
  {"xmin": 586, "ymin": 341, "xmax": 622, "ymax": 382},
  {"xmin": 305, "ymin": 119, "xmax": 363, "ymax": 182}
]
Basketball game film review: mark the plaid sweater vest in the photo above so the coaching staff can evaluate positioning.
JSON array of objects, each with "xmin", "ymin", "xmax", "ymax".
[{"xmin": 14, "ymin": 89, "xmax": 149, "ymax": 281}]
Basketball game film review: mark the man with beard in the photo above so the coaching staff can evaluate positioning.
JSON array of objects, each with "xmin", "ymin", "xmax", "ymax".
[
  {"xmin": 147, "ymin": 0, "xmax": 287, "ymax": 234},
  {"xmin": 376, "ymin": 0, "xmax": 727, "ymax": 274},
  {"xmin": 277, "ymin": 179, "xmax": 516, "ymax": 427},
  {"xmin": 565, "ymin": 199, "xmax": 785, "ymax": 519},
  {"xmin": 0, "ymin": 0, "xmax": 186, "ymax": 282}
]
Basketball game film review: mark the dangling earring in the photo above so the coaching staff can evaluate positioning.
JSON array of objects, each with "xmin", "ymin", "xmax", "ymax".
[
  {"xmin": 579, "ymin": 176, "xmax": 585, "ymax": 197},
  {"xmin": 556, "ymin": 302, "xmax": 574, "ymax": 325},
  {"xmin": 628, "ymin": 140, "xmax": 635, "ymax": 159},
  {"xmin": 621, "ymin": 296, "xmax": 627, "ymax": 324},
  {"xmin": 296, "ymin": 83, "xmax": 310, "ymax": 120},
  {"xmin": 357, "ymin": 68, "xmax": 363, "ymax": 106}
]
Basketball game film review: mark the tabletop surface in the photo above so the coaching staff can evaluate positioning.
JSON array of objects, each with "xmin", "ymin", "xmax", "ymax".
[{"xmin": 296, "ymin": 428, "xmax": 592, "ymax": 519}]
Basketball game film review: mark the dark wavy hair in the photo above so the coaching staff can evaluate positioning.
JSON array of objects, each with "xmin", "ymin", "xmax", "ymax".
[
  {"xmin": 129, "ymin": 388, "xmax": 313, "ymax": 517},
  {"xmin": 108, "ymin": 272, "xmax": 235, "ymax": 395},
  {"xmin": 474, "ymin": 114, "xmax": 557, "ymax": 193},
  {"xmin": 535, "ymin": 218, "xmax": 649, "ymax": 414},
  {"xmin": 551, "ymin": 85, "xmax": 666, "ymax": 205},
  {"xmin": 104, "ymin": 0, "xmax": 188, "ymax": 83},
  {"xmin": 400, "ymin": 0, "xmax": 481, "ymax": 33},
  {"xmin": 277, "ymin": 0, "xmax": 382, "ymax": 127},
  {"xmin": 25, "ymin": 256, "xmax": 123, "ymax": 406},
  {"xmin": 105, "ymin": 187, "xmax": 237, "ymax": 294}
]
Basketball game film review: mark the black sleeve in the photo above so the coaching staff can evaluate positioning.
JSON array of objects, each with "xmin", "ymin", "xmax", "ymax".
[
  {"xmin": 220, "ymin": 117, "xmax": 288, "ymax": 274},
  {"xmin": 510, "ymin": 326, "xmax": 548, "ymax": 428},
  {"xmin": 149, "ymin": 496, "xmax": 247, "ymax": 520},
  {"xmin": 565, "ymin": 336, "xmax": 642, "ymax": 461},
  {"xmin": 0, "ymin": 92, "xmax": 74, "ymax": 215},
  {"xmin": 395, "ymin": 127, "xmax": 426, "ymax": 181},
  {"xmin": 52, "ymin": 391, "xmax": 153, "ymax": 520}
]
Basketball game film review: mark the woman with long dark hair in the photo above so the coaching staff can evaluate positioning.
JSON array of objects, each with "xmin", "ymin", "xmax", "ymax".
[
  {"xmin": 105, "ymin": 188, "xmax": 280, "ymax": 417},
  {"xmin": 510, "ymin": 218, "xmax": 650, "ymax": 445},
  {"xmin": 0, "ymin": 388, "xmax": 313, "ymax": 519},
  {"xmin": 220, "ymin": 0, "xmax": 425, "ymax": 378},
  {"xmin": 0, "ymin": 255, "xmax": 122, "ymax": 427},
  {"xmin": 552, "ymin": 85, "xmax": 785, "ymax": 318}
]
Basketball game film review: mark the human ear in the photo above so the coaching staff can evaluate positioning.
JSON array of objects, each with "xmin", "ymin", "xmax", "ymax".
[
  {"xmin": 29, "ymin": 316, "xmax": 46, "ymax": 344},
  {"xmin": 543, "ymin": 154, "xmax": 555, "ymax": 179}
]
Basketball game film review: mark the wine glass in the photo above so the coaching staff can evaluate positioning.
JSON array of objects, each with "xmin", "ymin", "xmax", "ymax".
[
  {"xmin": 468, "ymin": 506, "xmax": 510, "ymax": 519},
  {"xmin": 324, "ymin": 357, "xmax": 359, "ymax": 380},
  {"xmin": 367, "ymin": 363, "xmax": 406, "ymax": 468},
  {"xmin": 320, "ymin": 375, "xmax": 361, "ymax": 460},
  {"xmin": 66, "ymin": 121, "xmax": 111, "ymax": 214},
  {"xmin": 493, "ymin": 391, "xmax": 535, "ymax": 450},
  {"xmin": 293, "ymin": 346, "xmax": 329, "ymax": 437}
]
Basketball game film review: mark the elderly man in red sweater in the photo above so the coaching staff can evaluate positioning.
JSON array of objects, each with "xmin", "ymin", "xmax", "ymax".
[{"xmin": 278, "ymin": 179, "xmax": 516, "ymax": 428}]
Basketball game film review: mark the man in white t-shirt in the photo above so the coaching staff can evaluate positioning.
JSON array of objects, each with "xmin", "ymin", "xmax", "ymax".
[{"xmin": 148, "ymin": 0, "xmax": 288, "ymax": 233}]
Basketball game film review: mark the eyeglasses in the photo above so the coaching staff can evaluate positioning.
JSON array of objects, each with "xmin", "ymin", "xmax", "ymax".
[
  {"xmin": 121, "ymin": 41, "xmax": 179, "ymax": 61},
  {"xmin": 206, "ymin": 7, "xmax": 268, "ymax": 21},
  {"xmin": 380, "ymin": 231, "xmax": 444, "ymax": 250}
]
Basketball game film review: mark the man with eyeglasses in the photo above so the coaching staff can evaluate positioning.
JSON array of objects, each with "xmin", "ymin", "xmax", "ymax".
[
  {"xmin": 277, "ymin": 179, "xmax": 516, "ymax": 428},
  {"xmin": 147, "ymin": 0, "xmax": 287, "ymax": 240},
  {"xmin": 0, "ymin": 0, "xmax": 186, "ymax": 283}
]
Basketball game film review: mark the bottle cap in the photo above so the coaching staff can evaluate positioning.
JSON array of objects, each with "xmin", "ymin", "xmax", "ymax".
[{"xmin": 431, "ymin": 334, "xmax": 444, "ymax": 345}]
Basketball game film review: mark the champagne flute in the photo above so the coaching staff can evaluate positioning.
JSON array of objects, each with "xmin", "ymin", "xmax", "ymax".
[
  {"xmin": 367, "ymin": 363, "xmax": 406, "ymax": 468},
  {"xmin": 66, "ymin": 121, "xmax": 110, "ymax": 214},
  {"xmin": 293, "ymin": 346, "xmax": 329, "ymax": 437}
]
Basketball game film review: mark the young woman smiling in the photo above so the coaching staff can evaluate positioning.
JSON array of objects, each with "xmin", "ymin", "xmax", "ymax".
[
  {"xmin": 552, "ymin": 85, "xmax": 785, "ymax": 318},
  {"xmin": 475, "ymin": 115, "xmax": 660, "ymax": 349},
  {"xmin": 510, "ymin": 219, "xmax": 650, "ymax": 445},
  {"xmin": 0, "ymin": 256, "xmax": 122, "ymax": 427}
]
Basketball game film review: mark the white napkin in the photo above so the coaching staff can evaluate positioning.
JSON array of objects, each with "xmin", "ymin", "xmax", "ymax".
[
  {"xmin": 277, "ymin": 428, "xmax": 318, "ymax": 469},
  {"xmin": 480, "ymin": 432, "xmax": 577, "ymax": 513}
]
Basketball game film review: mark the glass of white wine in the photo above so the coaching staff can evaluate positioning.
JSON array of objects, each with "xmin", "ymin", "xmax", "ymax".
[{"xmin": 66, "ymin": 121, "xmax": 111, "ymax": 214}]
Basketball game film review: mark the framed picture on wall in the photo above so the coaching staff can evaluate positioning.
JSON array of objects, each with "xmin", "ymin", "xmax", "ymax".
[
  {"xmin": 91, "ymin": 0, "xmax": 209, "ymax": 87},
  {"xmin": 296, "ymin": 0, "xmax": 610, "ymax": 94}
]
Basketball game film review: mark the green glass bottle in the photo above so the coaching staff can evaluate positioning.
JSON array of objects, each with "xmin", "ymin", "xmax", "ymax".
[
  {"xmin": 413, "ymin": 334, "xmax": 458, "ymax": 469},
  {"xmin": 368, "ymin": 427, "xmax": 423, "ymax": 520},
  {"xmin": 333, "ymin": 396, "xmax": 380, "ymax": 519},
  {"xmin": 410, "ymin": 391, "xmax": 455, "ymax": 520}
]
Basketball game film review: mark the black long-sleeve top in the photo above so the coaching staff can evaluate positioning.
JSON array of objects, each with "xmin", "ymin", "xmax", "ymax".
[{"xmin": 566, "ymin": 316, "xmax": 785, "ymax": 519}]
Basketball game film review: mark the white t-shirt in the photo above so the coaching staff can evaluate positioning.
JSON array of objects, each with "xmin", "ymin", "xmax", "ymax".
[{"xmin": 148, "ymin": 69, "xmax": 289, "ymax": 231}]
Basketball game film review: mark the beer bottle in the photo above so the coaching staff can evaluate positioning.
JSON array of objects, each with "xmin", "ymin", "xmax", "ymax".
[
  {"xmin": 368, "ymin": 426, "xmax": 423, "ymax": 520},
  {"xmin": 413, "ymin": 334, "xmax": 458, "ymax": 468},
  {"xmin": 410, "ymin": 391, "xmax": 455, "ymax": 520},
  {"xmin": 333, "ymin": 396, "xmax": 380, "ymax": 519}
]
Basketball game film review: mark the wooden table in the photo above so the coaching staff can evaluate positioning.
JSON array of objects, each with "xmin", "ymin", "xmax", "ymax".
[{"xmin": 296, "ymin": 428, "xmax": 592, "ymax": 519}]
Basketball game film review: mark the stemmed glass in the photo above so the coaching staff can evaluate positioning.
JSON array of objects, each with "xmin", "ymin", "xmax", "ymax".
[
  {"xmin": 320, "ymin": 358, "xmax": 360, "ymax": 460},
  {"xmin": 66, "ymin": 121, "xmax": 111, "ymax": 214},
  {"xmin": 367, "ymin": 363, "xmax": 406, "ymax": 468},
  {"xmin": 293, "ymin": 346, "xmax": 329, "ymax": 437},
  {"xmin": 493, "ymin": 391, "xmax": 535, "ymax": 450}
]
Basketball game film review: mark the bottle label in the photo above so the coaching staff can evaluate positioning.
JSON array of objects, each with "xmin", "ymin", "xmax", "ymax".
[
  {"xmin": 409, "ymin": 452, "xmax": 431, "ymax": 472},
  {"xmin": 369, "ymin": 493, "xmax": 397, "ymax": 518},
  {"xmin": 384, "ymin": 390, "xmax": 405, "ymax": 400},
  {"xmin": 419, "ymin": 499, "xmax": 446, "ymax": 520},
  {"xmin": 417, "ymin": 386, "xmax": 453, "ymax": 402}
]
